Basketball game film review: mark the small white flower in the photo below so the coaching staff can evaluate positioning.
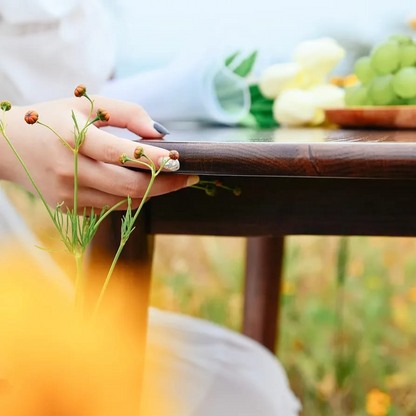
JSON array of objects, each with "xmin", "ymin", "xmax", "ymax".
[{"xmin": 259, "ymin": 62, "xmax": 301, "ymax": 99}]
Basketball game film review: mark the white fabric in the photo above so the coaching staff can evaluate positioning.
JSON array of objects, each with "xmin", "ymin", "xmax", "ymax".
[
  {"xmin": 0, "ymin": 0, "xmax": 250, "ymax": 124},
  {"xmin": 101, "ymin": 52, "xmax": 251, "ymax": 125},
  {"xmin": 0, "ymin": 0, "xmax": 115, "ymax": 105}
]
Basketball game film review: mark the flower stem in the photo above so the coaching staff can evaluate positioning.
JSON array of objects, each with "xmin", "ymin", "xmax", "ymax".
[
  {"xmin": 92, "ymin": 167, "xmax": 158, "ymax": 319},
  {"xmin": 92, "ymin": 241, "xmax": 125, "ymax": 319},
  {"xmin": 36, "ymin": 121, "xmax": 73, "ymax": 151}
]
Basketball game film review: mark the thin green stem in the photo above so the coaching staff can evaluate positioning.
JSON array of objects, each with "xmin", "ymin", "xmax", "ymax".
[
  {"xmin": 92, "ymin": 166, "xmax": 159, "ymax": 318},
  {"xmin": 85, "ymin": 94, "xmax": 94, "ymax": 124},
  {"xmin": 73, "ymin": 149, "xmax": 79, "ymax": 248},
  {"xmin": 93, "ymin": 198, "xmax": 128, "ymax": 231},
  {"xmin": 92, "ymin": 242, "xmax": 125, "ymax": 319},
  {"xmin": 84, "ymin": 117, "xmax": 100, "ymax": 129},
  {"xmin": 36, "ymin": 121, "xmax": 73, "ymax": 151}
]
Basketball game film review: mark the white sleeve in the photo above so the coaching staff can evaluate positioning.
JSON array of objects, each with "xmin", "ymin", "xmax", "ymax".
[
  {"xmin": 0, "ymin": 0, "xmax": 81, "ymax": 23},
  {"xmin": 0, "ymin": 0, "xmax": 115, "ymax": 105}
]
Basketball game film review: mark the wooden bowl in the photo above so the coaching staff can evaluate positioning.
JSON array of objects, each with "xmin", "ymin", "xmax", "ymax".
[{"xmin": 325, "ymin": 106, "xmax": 416, "ymax": 129}]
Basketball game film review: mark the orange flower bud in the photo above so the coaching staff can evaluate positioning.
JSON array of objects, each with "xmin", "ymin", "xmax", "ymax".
[
  {"xmin": 24, "ymin": 110, "xmax": 39, "ymax": 125},
  {"xmin": 233, "ymin": 187, "xmax": 242, "ymax": 196},
  {"xmin": 97, "ymin": 108, "xmax": 110, "ymax": 122},
  {"xmin": 74, "ymin": 84, "xmax": 86, "ymax": 98},
  {"xmin": 213, "ymin": 179, "xmax": 223, "ymax": 187},
  {"xmin": 168, "ymin": 150, "xmax": 180, "ymax": 160},
  {"xmin": 0, "ymin": 101, "xmax": 11, "ymax": 111},
  {"xmin": 119, "ymin": 153, "xmax": 128, "ymax": 164},
  {"xmin": 134, "ymin": 146, "xmax": 144, "ymax": 159}
]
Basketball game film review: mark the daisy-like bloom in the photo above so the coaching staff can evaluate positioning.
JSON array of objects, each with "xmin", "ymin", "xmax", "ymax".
[
  {"xmin": 0, "ymin": 101, "xmax": 11, "ymax": 111},
  {"xmin": 96, "ymin": 108, "xmax": 110, "ymax": 122},
  {"xmin": 168, "ymin": 150, "xmax": 179, "ymax": 160},
  {"xmin": 24, "ymin": 110, "xmax": 39, "ymax": 125},
  {"xmin": 74, "ymin": 84, "xmax": 86, "ymax": 98}
]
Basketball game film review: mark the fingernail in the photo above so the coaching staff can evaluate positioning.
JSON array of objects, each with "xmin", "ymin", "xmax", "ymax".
[
  {"xmin": 158, "ymin": 156, "xmax": 180, "ymax": 171},
  {"xmin": 186, "ymin": 175, "xmax": 200, "ymax": 187},
  {"xmin": 153, "ymin": 121, "xmax": 170, "ymax": 135}
]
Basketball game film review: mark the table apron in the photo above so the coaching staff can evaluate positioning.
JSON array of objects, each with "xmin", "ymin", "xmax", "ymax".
[{"xmin": 145, "ymin": 177, "xmax": 416, "ymax": 237}]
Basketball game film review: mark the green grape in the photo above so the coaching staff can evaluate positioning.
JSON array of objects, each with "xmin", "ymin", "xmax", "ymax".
[
  {"xmin": 368, "ymin": 75, "xmax": 397, "ymax": 105},
  {"xmin": 389, "ymin": 34, "xmax": 413, "ymax": 45},
  {"xmin": 345, "ymin": 84, "xmax": 370, "ymax": 106},
  {"xmin": 370, "ymin": 41, "xmax": 400, "ymax": 75},
  {"xmin": 407, "ymin": 96, "xmax": 416, "ymax": 105},
  {"xmin": 392, "ymin": 67, "xmax": 416, "ymax": 98},
  {"xmin": 390, "ymin": 96, "xmax": 407, "ymax": 105},
  {"xmin": 399, "ymin": 43, "xmax": 416, "ymax": 68},
  {"xmin": 354, "ymin": 57, "xmax": 376, "ymax": 85}
]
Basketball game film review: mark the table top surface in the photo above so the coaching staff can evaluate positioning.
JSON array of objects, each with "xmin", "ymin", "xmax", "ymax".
[{"xmin": 140, "ymin": 123, "xmax": 416, "ymax": 179}]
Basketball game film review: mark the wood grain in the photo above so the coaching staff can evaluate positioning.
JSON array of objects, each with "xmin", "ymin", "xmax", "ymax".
[
  {"xmin": 243, "ymin": 236, "xmax": 284, "ymax": 352},
  {"xmin": 141, "ymin": 127, "xmax": 416, "ymax": 179}
]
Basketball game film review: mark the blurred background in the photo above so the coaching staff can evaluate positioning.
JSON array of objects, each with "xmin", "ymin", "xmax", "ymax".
[
  {"xmin": 6, "ymin": 1, "xmax": 416, "ymax": 415},
  {"xmin": 104, "ymin": 0, "xmax": 414, "ymax": 78}
]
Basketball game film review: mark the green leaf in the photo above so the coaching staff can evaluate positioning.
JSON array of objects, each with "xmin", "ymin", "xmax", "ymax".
[
  {"xmin": 233, "ymin": 51, "xmax": 258, "ymax": 78},
  {"xmin": 225, "ymin": 51, "xmax": 240, "ymax": 67},
  {"xmin": 251, "ymin": 112, "xmax": 279, "ymax": 128},
  {"xmin": 249, "ymin": 84, "xmax": 262, "ymax": 100},
  {"xmin": 238, "ymin": 113, "xmax": 258, "ymax": 127},
  {"xmin": 250, "ymin": 100, "xmax": 274, "ymax": 113}
]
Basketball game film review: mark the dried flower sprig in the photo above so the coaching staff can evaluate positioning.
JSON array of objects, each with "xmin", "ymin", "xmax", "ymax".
[
  {"xmin": 0, "ymin": 87, "xmax": 179, "ymax": 318},
  {"xmin": 192, "ymin": 179, "xmax": 242, "ymax": 197},
  {"xmin": 92, "ymin": 147, "xmax": 176, "ymax": 318}
]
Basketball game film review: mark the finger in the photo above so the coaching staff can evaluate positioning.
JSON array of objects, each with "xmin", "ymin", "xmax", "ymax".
[
  {"xmin": 68, "ymin": 187, "xmax": 142, "ymax": 212},
  {"xmin": 80, "ymin": 126, "xmax": 180, "ymax": 171},
  {"xmin": 76, "ymin": 155, "xmax": 198, "ymax": 198},
  {"xmin": 87, "ymin": 96, "xmax": 170, "ymax": 138}
]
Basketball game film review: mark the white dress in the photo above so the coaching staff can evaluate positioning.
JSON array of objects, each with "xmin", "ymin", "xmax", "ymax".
[{"xmin": 0, "ymin": 2, "xmax": 301, "ymax": 414}]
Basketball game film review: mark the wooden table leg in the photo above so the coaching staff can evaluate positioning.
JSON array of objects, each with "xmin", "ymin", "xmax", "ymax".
[
  {"xmin": 87, "ymin": 211, "xmax": 154, "ymax": 413},
  {"xmin": 243, "ymin": 236, "xmax": 285, "ymax": 353}
]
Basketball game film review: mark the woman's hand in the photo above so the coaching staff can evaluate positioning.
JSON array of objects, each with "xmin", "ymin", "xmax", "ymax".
[{"xmin": 0, "ymin": 96, "xmax": 199, "ymax": 210}]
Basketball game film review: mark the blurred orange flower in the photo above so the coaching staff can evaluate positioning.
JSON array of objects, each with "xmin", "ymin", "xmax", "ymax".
[{"xmin": 366, "ymin": 389, "xmax": 391, "ymax": 416}]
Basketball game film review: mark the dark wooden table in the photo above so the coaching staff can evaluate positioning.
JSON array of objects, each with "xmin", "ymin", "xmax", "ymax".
[{"xmin": 91, "ymin": 124, "xmax": 416, "ymax": 395}]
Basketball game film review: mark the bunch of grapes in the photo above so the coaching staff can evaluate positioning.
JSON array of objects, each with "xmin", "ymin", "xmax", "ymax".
[{"xmin": 346, "ymin": 35, "xmax": 416, "ymax": 106}]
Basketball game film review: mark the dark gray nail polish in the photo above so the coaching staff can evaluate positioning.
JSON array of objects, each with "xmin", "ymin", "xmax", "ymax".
[{"xmin": 153, "ymin": 122, "xmax": 170, "ymax": 135}]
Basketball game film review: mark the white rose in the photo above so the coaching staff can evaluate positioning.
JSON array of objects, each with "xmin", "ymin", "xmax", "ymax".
[
  {"xmin": 273, "ymin": 89, "xmax": 319, "ymax": 126},
  {"xmin": 273, "ymin": 85, "xmax": 345, "ymax": 127},
  {"xmin": 259, "ymin": 63, "xmax": 301, "ymax": 99},
  {"xmin": 294, "ymin": 38, "xmax": 345, "ymax": 78}
]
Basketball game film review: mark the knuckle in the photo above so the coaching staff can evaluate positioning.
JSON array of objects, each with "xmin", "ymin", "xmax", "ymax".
[
  {"xmin": 123, "ymin": 180, "xmax": 143, "ymax": 198},
  {"xmin": 104, "ymin": 144, "xmax": 121, "ymax": 163},
  {"xmin": 56, "ymin": 165, "xmax": 73, "ymax": 180}
]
